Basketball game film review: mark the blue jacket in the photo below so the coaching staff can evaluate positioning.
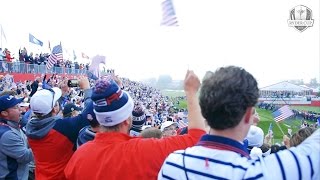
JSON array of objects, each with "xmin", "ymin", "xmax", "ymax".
[{"xmin": 0, "ymin": 118, "xmax": 34, "ymax": 179}]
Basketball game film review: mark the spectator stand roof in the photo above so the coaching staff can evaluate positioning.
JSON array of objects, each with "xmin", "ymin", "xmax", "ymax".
[{"xmin": 260, "ymin": 81, "xmax": 313, "ymax": 92}]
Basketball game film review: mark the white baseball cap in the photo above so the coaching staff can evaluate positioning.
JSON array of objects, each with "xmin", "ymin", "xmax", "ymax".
[
  {"xmin": 160, "ymin": 121, "xmax": 178, "ymax": 132},
  {"xmin": 30, "ymin": 87, "xmax": 62, "ymax": 115}
]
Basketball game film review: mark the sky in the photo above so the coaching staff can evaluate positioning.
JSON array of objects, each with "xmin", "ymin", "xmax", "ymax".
[{"xmin": 0, "ymin": 0, "xmax": 319, "ymax": 87}]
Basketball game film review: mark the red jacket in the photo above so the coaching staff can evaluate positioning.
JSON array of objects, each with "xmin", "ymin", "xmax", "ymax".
[
  {"xmin": 64, "ymin": 129, "xmax": 205, "ymax": 180},
  {"xmin": 5, "ymin": 52, "xmax": 13, "ymax": 62}
]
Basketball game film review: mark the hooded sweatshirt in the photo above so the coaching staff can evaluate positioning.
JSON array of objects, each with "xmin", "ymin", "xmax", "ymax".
[{"xmin": 26, "ymin": 89, "xmax": 93, "ymax": 180}]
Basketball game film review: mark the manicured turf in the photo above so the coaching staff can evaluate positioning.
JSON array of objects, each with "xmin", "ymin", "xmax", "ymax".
[{"xmin": 161, "ymin": 90, "xmax": 185, "ymax": 98}]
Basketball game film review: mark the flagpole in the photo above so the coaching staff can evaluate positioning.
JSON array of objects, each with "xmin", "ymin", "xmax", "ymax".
[{"xmin": 275, "ymin": 122, "xmax": 285, "ymax": 136}]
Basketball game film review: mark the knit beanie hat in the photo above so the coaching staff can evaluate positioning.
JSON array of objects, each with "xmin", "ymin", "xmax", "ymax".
[
  {"xmin": 246, "ymin": 125, "xmax": 264, "ymax": 148},
  {"xmin": 131, "ymin": 104, "xmax": 146, "ymax": 131},
  {"xmin": 91, "ymin": 79, "xmax": 134, "ymax": 127}
]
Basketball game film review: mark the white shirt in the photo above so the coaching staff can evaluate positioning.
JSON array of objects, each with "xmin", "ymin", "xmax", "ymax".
[{"xmin": 158, "ymin": 129, "xmax": 320, "ymax": 180}]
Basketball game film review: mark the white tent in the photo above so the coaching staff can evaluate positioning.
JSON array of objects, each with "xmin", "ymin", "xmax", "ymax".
[{"xmin": 260, "ymin": 81, "xmax": 313, "ymax": 97}]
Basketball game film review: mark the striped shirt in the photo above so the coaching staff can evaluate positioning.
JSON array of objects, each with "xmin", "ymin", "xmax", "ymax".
[{"xmin": 158, "ymin": 129, "xmax": 320, "ymax": 180}]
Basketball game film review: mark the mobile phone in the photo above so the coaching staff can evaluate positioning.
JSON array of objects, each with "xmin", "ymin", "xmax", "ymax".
[{"xmin": 67, "ymin": 79, "xmax": 79, "ymax": 87}]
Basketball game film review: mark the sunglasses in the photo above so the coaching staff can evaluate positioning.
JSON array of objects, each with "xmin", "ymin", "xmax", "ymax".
[{"xmin": 47, "ymin": 88, "xmax": 56, "ymax": 109}]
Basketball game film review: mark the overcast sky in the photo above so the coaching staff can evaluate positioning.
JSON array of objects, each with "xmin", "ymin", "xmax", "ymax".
[{"xmin": 0, "ymin": 0, "xmax": 319, "ymax": 87}]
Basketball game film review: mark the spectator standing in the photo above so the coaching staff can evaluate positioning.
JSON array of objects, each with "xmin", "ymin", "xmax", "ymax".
[
  {"xmin": 158, "ymin": 66, "xmax": 320, "ymax": 180},
  {"xmin": 0, "ymin": 95, "xmax": 34, "ymax": 179},
  {"xmin": 64, "ymin": 70, "xmax": 206, "ymax": 179}
]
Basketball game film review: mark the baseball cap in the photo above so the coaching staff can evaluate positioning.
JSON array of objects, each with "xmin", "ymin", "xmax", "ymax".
[
  {"xmin": 160, "ymin": 121, "xmax": 178, "ymax": 132},
  {"xmin": 30, "ymin": 87, "xmax": 62, "ymax": 115},
  {"xmin": 0, "ymin": 95, "xmax": 24, "ymax": 111},
  {"xmin": 63, "ymin": 103, "xmax": 83, "ymax": 115}
]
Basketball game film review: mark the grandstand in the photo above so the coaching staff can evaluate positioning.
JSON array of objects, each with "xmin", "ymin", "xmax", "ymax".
[{"xmin": 259, "ymin": 81, "xmax": 320, "ymax": 106}]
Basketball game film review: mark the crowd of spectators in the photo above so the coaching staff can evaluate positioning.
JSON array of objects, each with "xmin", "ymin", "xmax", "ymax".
[
  {"xmin": 0, "ymin": 47, "xmax": 90, "ymax": 74},
  {"xmin": 0, "ymin": 65, "xmax": 319, "ymax": 179}
]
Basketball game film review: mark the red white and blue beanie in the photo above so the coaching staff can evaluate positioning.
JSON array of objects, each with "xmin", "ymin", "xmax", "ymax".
[
  {"xmin": 92, "ymin": 79, "xmax": 134, "ymax": 127},
  {"xmin": 131, "ymin": 104, "xmax": 146, "ymax": 131}
]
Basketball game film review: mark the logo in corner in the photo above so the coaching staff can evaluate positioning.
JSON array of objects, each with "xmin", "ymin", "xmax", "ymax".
[{"xmin": 288, "ymin": 5, "xmax": 314, "ymax": 32}]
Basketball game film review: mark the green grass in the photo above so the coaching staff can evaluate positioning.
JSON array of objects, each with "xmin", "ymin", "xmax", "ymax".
[
  {"xmin": 290, "ymin": 106, "xmax": 320, "ymax": 113},
  {"xmin": 250, "ymin": 109, "xmax": 317, "ymax": 143},
  {"xmin": 257, "ymin": 109, "xmax": 297, "ymax": 143},
  {"xmin": 161, "ymin": 90, "xmax": 185, "ymax": 98},
  {"xmin": 176, "ymin": 100, "xmax": 187, "ymax": 109}
]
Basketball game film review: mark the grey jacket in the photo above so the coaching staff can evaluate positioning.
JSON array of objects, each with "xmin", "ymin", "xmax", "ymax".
[{"xmin": 0, "ymin": 119, "xmax": 34, "ymax": 179}]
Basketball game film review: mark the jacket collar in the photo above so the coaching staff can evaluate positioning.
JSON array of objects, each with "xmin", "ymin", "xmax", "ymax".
[
  {"xmin": 0, "ymin": 118, "xmax": 20, "ymax": 129},
  {"xmin": 197, "ymin": 134, "xmax": 249, "ymax": 158}
]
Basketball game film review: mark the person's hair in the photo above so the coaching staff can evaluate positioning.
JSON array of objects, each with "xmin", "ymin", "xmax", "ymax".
[
  {"xmin": 290, "ymin": 127, "xmax": 316, "ymax": 147},
  {"xmin": 199, "ymin": 66, "xmax": 259, "ymax": 130},
  {"xmin": 0, "ymin": 90, "xmax": 17, "ymax": 96},
  {"xmin": 141, "ymin": 128, "xmax": 162, "ymax": 139},
  {"xmin": 89, "ymin": 118, "xmax": 100, "ymax": 128},
  {"xmin": 33, "ymin": 112, "xmax": 53, "ymax": 120},
  {"xmin": 270, "ymin": 144, "xmax": 287, "ymax": 153},
  {"xmin": 260, "ymin": 143, "xmax": 270, "ymax": 153}
]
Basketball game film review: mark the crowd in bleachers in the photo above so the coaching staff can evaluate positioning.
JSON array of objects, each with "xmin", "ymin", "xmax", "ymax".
[{"xmin": 0, "ymin": 66, "xmax": 319, "ymax": 179}]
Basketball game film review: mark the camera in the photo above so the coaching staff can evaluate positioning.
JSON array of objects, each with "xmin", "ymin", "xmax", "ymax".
[{"xmin": 67, "ymin": 79, "xmax": 80, "ymax": 87}]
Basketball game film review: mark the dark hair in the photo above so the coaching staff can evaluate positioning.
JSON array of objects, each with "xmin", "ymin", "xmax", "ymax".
[
  {"xmin": 270, "ymin": 145, "xmax": 287, "ymax": 153},
  {"xmin": 199, "ymin": 66, "xmax": 259, "ymax": 130},
  {"xmin": 89, "ymin": 118, "xmax": 100, "ymax": 128}
]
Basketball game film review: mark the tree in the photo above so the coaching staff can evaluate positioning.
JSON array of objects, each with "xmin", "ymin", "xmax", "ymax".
[
  {"xmin": 309, "ymin": 78, "xmax": 318, "ymax": 88},
  {"xmin": 142, "ymin": 78, "xmax": 157, "ymax": 87},
  {"xmin": 156, "ymin": 75, "xmax": 173, "ymax": 89}
]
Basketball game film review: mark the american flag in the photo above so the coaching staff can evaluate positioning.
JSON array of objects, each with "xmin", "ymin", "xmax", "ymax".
[
  {"xmin": 272, "ymin": 105, "xmax": 294, "ymax": 122},
  {"xmin": 82, "ymin": 52, "xmax": 89, "ymax": 59},
  {"xmin": 46, "ymin": 45, "xmax": 63, "ymax": 69},
  {"xmin": 161, "ymin": 0, "xmax": 178, "ymax": 26}
]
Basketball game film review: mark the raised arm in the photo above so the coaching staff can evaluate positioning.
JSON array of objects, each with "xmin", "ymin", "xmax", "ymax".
[{"xmin": 184, "ymin": 70, "xmax": 206, "ymax": 131}]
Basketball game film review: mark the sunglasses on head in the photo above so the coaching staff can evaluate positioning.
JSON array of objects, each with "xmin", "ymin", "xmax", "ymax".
[{"xmin": 47, "ymin": 88, "xmax": 56, "ymax": 109}]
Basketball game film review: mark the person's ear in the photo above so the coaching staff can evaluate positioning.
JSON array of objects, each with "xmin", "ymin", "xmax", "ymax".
[
  {"xmin": 244, "ymin": 107, "xmax": 253, "ymax": 124},
  {"xmin": 123, "ymin": 118, "xmax": 131, "ymax": 126},
  {"xmin": 52, "ymin": 103, "xmax": 60, "ymax": 114},
  {"xmin": 0, "ymin": 111, "xmax": 8, "ymax": 117}
]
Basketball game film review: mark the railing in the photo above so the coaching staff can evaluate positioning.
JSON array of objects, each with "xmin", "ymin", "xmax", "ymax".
[{"xmin": 0, "ymin": 61, "xmax": 87, "ymax": 75}]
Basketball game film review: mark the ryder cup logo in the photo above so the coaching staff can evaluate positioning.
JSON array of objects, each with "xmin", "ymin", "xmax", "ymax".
[{"xmin": 288, "ymin": 5, "xmax": 314, "ymax": 32}]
